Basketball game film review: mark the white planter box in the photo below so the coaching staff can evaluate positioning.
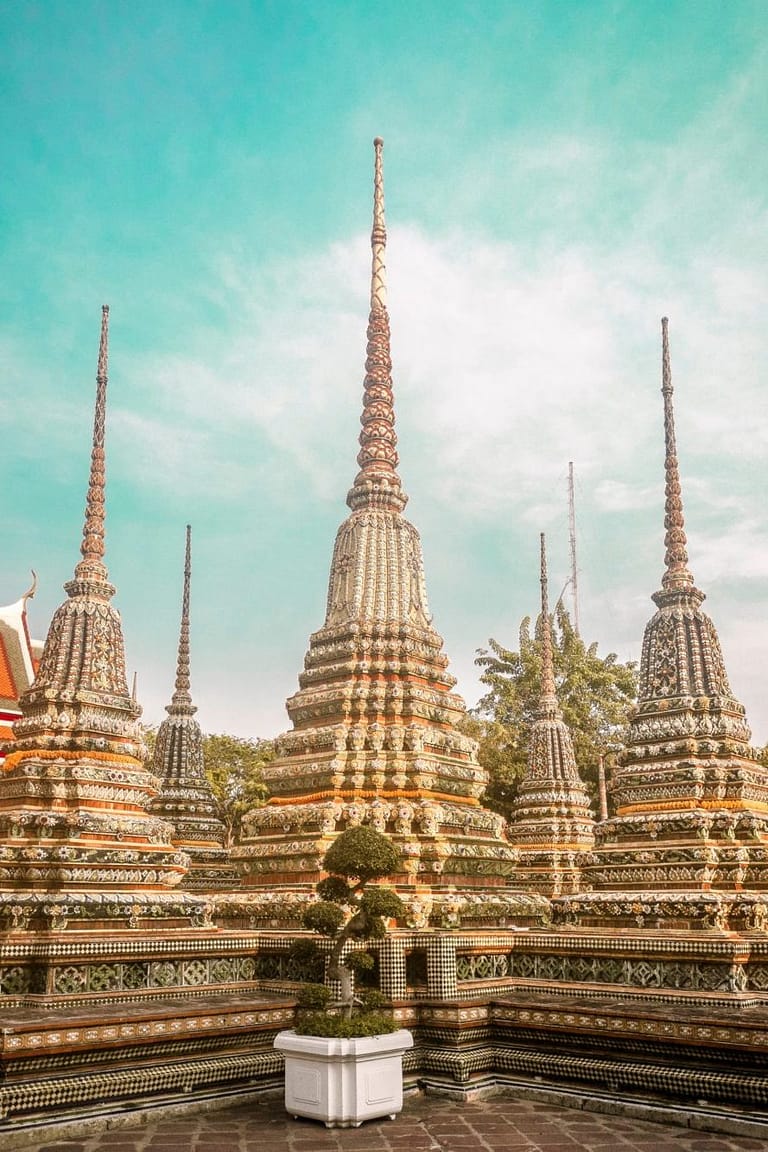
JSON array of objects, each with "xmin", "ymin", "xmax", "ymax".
[{"xmin": 274, "ymin": 1028, "xmax": 413, "ymax": 1128}]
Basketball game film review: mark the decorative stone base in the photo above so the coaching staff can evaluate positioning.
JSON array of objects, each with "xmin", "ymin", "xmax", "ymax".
[
  {"xmin": 0, "ymin": 930, "xmax": 290, "ymax": 1005},
  {"xmin": 0, "ymin": 890, "xmax": 211, "ymax": 935},
  {"xmin": 214, "ymin": 890, "xmax": 551, "ymax": 934},
  {"xmin": 554, "ymin": 889, "xmax": 768, "ymax": 933},
  {"xmin": 1, "ymin": 924, "xmax": 768, "ymax": 1132},
  {"xmin": 0, "ymin": 992, "xmax": 292, "ymax": 1125}
]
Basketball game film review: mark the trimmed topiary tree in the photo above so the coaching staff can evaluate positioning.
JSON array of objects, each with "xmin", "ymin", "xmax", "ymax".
[{"xmin": 294, "ymin": 826, "xmax": 405, "ymax": 1037}]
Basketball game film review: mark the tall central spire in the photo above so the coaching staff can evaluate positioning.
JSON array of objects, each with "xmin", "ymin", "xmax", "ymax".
[
  {"xmin": 348, "ymin": 138, "xmax": 407, "ymax": 514},
  {"xmin": 73, "ymin": 304, "xmax": 111, "ymax": 591},
  {"xmin": 232, "ymin": 139, "xmax": 541, "ymax": 929},
  {"xmin": 659, "ymin": 316, "xmax": 695, "ymax": 595}
]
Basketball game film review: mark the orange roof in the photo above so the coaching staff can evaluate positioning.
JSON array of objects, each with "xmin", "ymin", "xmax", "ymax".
[
  {"xmin": 0, "ymin": 623, "xmax": 22, "ymax": 707},
  {"xmin": 0, "ymin": 591, "xmax": 39, "ymax": 711}
]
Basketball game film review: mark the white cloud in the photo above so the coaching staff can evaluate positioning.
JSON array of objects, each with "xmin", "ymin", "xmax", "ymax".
[{"xmin": 4, "ymin": 60, "xmax": 768, "ymax": 747}]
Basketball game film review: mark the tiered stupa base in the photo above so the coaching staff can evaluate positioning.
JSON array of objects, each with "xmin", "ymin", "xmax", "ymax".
[
  {"xmin": 0, "ymin": 749, "xmax": 210, "ymax": 930},
  {"xmin": 230, "ymin": 606, "xmax": 547, "ymax": 927},
  {"xmin": 562, "ymin": 736, "xmax": 768, "ymax": 930}
]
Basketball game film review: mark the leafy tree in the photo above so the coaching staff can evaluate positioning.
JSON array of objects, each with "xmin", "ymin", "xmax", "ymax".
[
  {"xmin": 141, "ymin": 725, "xmax": 157, "ymax": 763},
  {"xmin": 471, "ymin": 603, "xmax": 638, "ymax": 818},
  {"xmin": 202, "ymin": 733, "xmax": 273, "ymax": 846},
  {"xmin": 295, "ymin": 827, "xmax": 404, "ymax": 1034}
]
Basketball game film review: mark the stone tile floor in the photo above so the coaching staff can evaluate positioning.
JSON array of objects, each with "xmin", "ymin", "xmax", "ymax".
[{"xmin": 19, "ymin": 1095, "xmax": 768, "ymax": 1152}]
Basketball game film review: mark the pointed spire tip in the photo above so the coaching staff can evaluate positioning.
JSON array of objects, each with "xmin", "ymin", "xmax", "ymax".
[
  {"xmin": 347, "ymin": 136, "xmax": 407, "ymax": 513},
  {"xmin": 658, "ymin": 314, "xmax": 695, "ymax": 594},
  {"xmin": 72, "ymin": 305, "xmax": 111, "ymax": 587}
]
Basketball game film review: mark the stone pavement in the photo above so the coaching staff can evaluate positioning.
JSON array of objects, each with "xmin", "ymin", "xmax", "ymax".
[{"xmin": 17, "ymin": 1094, "xmax": 768, "ymax": 1152}]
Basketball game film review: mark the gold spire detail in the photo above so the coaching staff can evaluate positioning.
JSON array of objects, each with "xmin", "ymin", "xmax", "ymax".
[
  {"xmin": 347, "ymin": 138, "xmax": 407, "ymax": 514},
  {"xmin": 73, "ymin": 305, "xmax": 110, "ymax": 589},
  {"xmin": 660, "ymin": 316, "xmax": 694, "ymax": 593}
]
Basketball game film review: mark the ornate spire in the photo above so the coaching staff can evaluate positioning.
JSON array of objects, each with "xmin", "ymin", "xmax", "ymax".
[
  {"xmin": 507, "ymin": 533, "xmax": 595, "ymax": 891},
  {"xmin": 659, "ymin": 316, "xmax": 695, "ymax": 594},
  {"xmin": 370, "ymin": 136, "xmax": 387, "ymax": 312},
  {"xmin": 73, "ymin": 305, "xmax": 111, "ymax": 589},
  {"xmin": 169, "ymin": 525, "xmax": 194, "ymax": 714},
  {"xmin": 347, "ymin": 138, "xmax": 407, "ymax": 514},
  {"xmin": 538, "ymin": 533, "xmax": 559, "ymax": 718}
]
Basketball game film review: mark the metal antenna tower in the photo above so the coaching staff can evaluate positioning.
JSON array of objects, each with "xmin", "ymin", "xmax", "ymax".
[{"xmin": 568, "ymin": 461, "xmax": 580, "ymax": 636}]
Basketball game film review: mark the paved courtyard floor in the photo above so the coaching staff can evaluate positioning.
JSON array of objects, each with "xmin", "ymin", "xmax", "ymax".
[{"xmin": 19, "ymin": 1093, "xmax": 768, "ymax": 1152}]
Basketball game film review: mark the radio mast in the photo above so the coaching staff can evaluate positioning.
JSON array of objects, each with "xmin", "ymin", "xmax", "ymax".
[{"xmin": 568, "ymin": 461, "xmax": 580, "ymax": 636}]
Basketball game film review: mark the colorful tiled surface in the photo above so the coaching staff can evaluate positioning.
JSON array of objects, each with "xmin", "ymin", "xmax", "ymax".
[{"xmin": 14, "ymin": 1093, "xmax": 768, "ymax": 1152}]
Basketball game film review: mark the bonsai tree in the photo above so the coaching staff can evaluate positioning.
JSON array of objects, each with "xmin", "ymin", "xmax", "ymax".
[{"xmin": 294, "ymin": 825, "xmax": 405, "ymax": 1037}]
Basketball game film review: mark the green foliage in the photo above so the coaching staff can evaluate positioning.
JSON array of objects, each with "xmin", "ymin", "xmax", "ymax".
[
  {"xmin": 360, "ymin": 887, "xmax": 405, "ymax": 920},
  {"xmin": 297, "ymin": 827, "xmax": 402, "ymax": 1036},
  {"xmin": 296, "ymin": 983, "xmax": 332, "ymax": 1010},
  {"xmin": 357, "ymin": 988, "xmax": 387, "ymax": 1010},
  {"xmin": 316, "ymin": 875, "xmax": 354, "ymax": 904},
  {"xmin": 472, "ymin": 604, "xmax": 638, "ymax": 817},
  {"xmin": 344, "ymin": 950, "xmax": 375, "ymax": 973},
  {"xmin": 294, "ymin": 1010, "xmax": 396, "ymax": 1038},
  {"xmin": 323, "ymin": 825, "xmax": 402, "ymax": 883},
  {"xmin": 289, "ymin": 938, "xmax": 322, "ymax": 963},
  {"xmin": 141, "ymin": 725, "xmax": 157, "ymax": 764},
  {"xmin": 202, "ymin": 733, "xmax": 274, "ymax": 846},
  {"xmin": 303, "ymin": 901, "xmax": 346, "ymax": 937}
]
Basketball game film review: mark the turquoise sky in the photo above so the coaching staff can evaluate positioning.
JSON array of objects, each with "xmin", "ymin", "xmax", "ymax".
[{"xmin": 3, "ymin": 1, "xmax": 767, "ymax": 744}]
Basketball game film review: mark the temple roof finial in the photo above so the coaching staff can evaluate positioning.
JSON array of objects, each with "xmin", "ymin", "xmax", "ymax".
[
  {"xmin": 347, "ymin": 138, "xmax": 407, "ymax": 514},
  {"xmin": 22, "ymin": 570, "xmax": 37, "ymax": 605},
  {"xmin": 371, "ymin": 136, "xmax": 387, "ymax": 311},
  {"xmin": 660, "ymin": 317, "xmax": 694, "ymax": 592},
  {"xmin": 538, "ymin": 533, "xmax": 559, "ymax": 717},
  {"xmin": 73, "ymin": 305, "xmax": 110, "ymax": 586},
  {"xmin": 170, "ymin": 524, "xmax": 194, "ymax": 713}
]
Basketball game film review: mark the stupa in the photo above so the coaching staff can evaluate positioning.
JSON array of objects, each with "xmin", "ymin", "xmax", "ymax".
[
  {"xmin": 558, "ymin": 317, "xmax": 768, "ymax": 930},
  {"xmin": 0, "ymin": 310, "xmax": 293, "ymax": 1128},
  {"xmin": 506, "ymin": 533, "xmax": 594, "ymax": 895},
  {"xmin": 230, "ymin": 139, "xmax": 546, "ymax": 930},
  {"xmin": 150, "ymin": 526, "xmax": 238, "ymax": 890},
  {"xmin": 0, "ymin": 307, "xmax": 205, "ymax": 931}
]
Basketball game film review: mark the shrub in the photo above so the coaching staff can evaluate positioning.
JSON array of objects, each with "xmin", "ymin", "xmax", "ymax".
[
  {"xmin": 296, "ymin": 983, "xmax": 332, "ymax": 1010},
  {"xmin": 294, "ymin": 826, "xmax": 404, "ymax": 1038},
  {"xmin": 295, "ymin": 1010, "xmax": 397, "ymax": 1038}
]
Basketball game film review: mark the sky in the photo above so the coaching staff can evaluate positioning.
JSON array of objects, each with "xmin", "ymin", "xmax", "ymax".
[{"xmin": 2, "ymin": 1, "xmax": 767, "ymax": 747}]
